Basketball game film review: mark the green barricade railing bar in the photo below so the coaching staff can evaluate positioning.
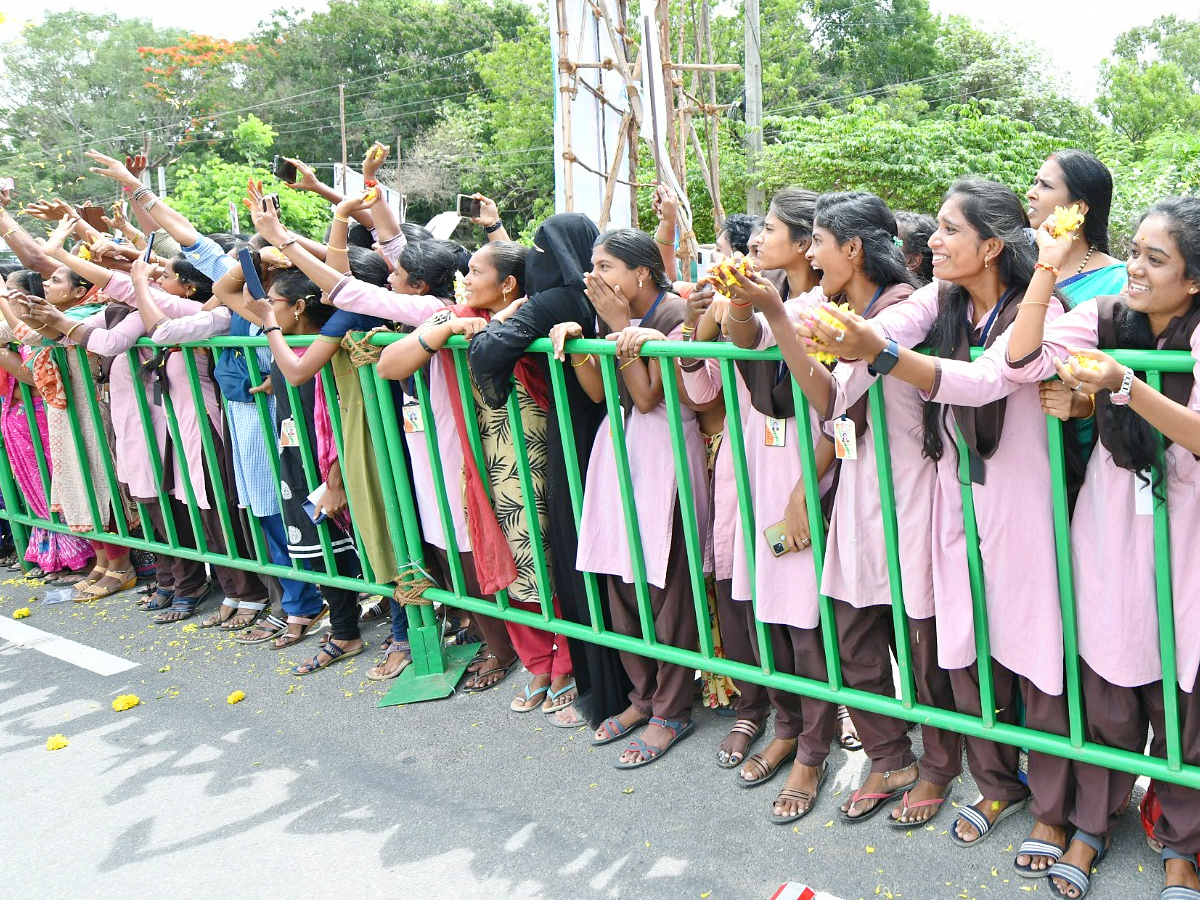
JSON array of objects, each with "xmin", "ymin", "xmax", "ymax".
[{"xmin": 0, "ymin": 331, "xmax": 1195, "ymax": 789}]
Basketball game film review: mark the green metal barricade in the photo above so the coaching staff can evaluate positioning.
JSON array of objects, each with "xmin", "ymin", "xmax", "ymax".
[{"xmin": 0, "ymin": 330, "xmax": 1195, "ymax": 790}]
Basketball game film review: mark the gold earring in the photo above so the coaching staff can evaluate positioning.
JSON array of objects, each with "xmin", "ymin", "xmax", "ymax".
[{"xmin": 294, "ymin": 308, "xmax": 301, "ymax": 321}]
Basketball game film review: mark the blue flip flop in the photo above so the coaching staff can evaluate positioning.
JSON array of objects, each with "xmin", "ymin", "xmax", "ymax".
[
  {"xmin": 510, "ymin": 682, "xmax": 550, "ymax": 712},
  {"xmin": 542, "ymin": 680, "xmax": 577, "ymax": 713}
]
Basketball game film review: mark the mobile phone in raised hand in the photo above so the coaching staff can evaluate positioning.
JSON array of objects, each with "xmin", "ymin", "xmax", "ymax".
[
  {"xmin": 0, "ymin": 177, "xmax": 13, "ymax": 192},
  {"xmin": 456, "ymin": 193, "xmax": 482, "ymax": 218},
  {"xmin": 143, "ymin": 231, "xmax": 157, "ymax": 262},
  {"xmin": 261, "ymin": 193, "xmax": 281, "ymax": 213},
  {"xmin": 238, "ymin": 247, "xmax": 267, "ymax": 300},
  {"xmin": 272, "ymin": 155, "xmax": 298, "ymax": 184}
]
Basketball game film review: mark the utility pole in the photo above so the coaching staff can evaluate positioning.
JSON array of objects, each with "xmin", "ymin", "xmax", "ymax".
[
  {"xmin": 338, "ymin": 83, "xmax": 348, "ymax": 195},
  {"xmin": 744, "ymin": 0, "xmax": 764, "ymax": 215}
]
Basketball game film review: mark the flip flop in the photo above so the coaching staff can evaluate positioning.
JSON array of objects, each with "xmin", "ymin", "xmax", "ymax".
[
  {"xmin": 592, "ymin": 713, "xmax": 651, "ymax": 746},
  {"xmin": 367, "ymin": 643, "xmax": 412, "ymax": 681},
  {"xmin": 292, "ymin": 639, "xmax": 365, "ymax": 676},
  {"xmin": 462, "ymin": 655, "xmax": 519, "ymax": 693},
  {"xmin": 201, "ymin": 598, "xmax": 241, "ymax": 628},
  {"xmin": 510, "ymin": 682, "xmax": 551, "ymax": 712},
  {"xmin": 950, "ymin": 796, "xmax": 1031, "ymax": 848},
  {"xmin": 614, "ymin": 717, "xmax": 695, "ymax": 769},
  {"xmin": 717, "ymin": 718, "xmax": 766, "ymax": 769},
  {"xmin": 269, "ymin": 610, "xmax": 330, "ymax": 650},
  {"xmin": 150, "ymin": 593, "xmax": 206, "ymax": 624},
  {"xmin": 771, "ymin": 761, "xmax": 828, "ymax": 825},
  {"xmin": 542, "ymin": 680, "xmax": 577, "ymax": 713},
  {"xmin": 837, "ymin": 775, "xmax": 921, "ymax": 823},
  {"xmin": 837, "ymin": 705, "xmax": 863, "ymax": 751},
  {"xmin": 1013, "ymin": 836, "xmax": 1067, "ymax": 877},
  {"xmin": 234, "ymin": 614, "xmax": 290, "ymax": 645},
  {"xmin": 886, "ymin": 782, "xmax": 954, "ymax": 829},
  {"xmin": 1161, "ymin": 847, "xmax": 1200, "ymax": 900},
  {"xmin": 220, "ymin": 600, "xmax": 267, "ymax": 630},
  {"xmin": 1045, "ymin": 830, "xmax": 1108, "ymax": 898}
]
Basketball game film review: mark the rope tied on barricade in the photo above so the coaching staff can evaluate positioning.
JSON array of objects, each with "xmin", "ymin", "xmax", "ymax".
[
  {"xmin": 340, "ymin": 326, "xmax": 393, "ymax": 369},
  {"xmin": 393, "ymin": 563, "xmax": 435, "ymax": 606}
]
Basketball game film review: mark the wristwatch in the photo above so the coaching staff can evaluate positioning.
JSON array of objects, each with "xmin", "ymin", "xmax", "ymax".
[
  {"xmin": 868, "ymin": 338, "xmax": 900, "ymax": 376},
  {"xmin": 1110, "ymin": 366, "xmax": 1135, "ymax": 406}
]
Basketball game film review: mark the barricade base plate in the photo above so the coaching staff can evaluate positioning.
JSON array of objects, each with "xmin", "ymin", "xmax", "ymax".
[{"xmin": 377, "ymin": 641, "xmax": 481, "ymax": 706}]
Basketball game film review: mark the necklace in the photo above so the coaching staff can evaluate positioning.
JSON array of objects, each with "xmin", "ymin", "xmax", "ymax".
[{"xmin": 1075, "ymin": 243, "xmax": 1095, "ymax": 275}]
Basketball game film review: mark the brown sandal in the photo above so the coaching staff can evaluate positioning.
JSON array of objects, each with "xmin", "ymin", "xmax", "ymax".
[
  {"xmin": 738, "ymin": 740, "xmax": 796, "ymax": 790},
  {"xmin": 73, "ymin": 567, "xmax": 137, "ymax": 602},
  {"xmin": 272, "ymin": 609, "xmax": 329, "ymax": 650}
]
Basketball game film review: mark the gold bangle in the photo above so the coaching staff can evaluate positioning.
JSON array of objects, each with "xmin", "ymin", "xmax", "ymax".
[
  {"xmin": 333, "ymin": 215, "xmax": 350, "ymax": 224},
  {"xmin": 1083, "ymin": 392, "xmax": 1096, "ymax": 418},
  {"xmin": 2, "ymin": 228, "xmax": 15, "ymax": 238},
  {"xmin": 570, "ymin": 354, "xmax": 592, "ymax": 367},
  {"xmin": 326, "ymin": 244, "xmax": 347, "ymax": 252},
  {"xmin": 653, "ymin": 234, "xmax": 673, "ymax": 246},
  {"xmin": 63, "ymin": 321, "xmax": 83, "ymax": 340},
  {"xmin": 619, "ymin": 357, "xmax": 638, "ymax": 370}
]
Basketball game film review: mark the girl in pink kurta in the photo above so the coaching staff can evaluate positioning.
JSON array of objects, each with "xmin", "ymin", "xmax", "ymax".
[
  {"xmin": 1004, "ymin": 197, "xmax": 1200, "ymax": 900},
  {"xmin": 805, "ymin": 180, "xmax": 1074, "ymax": 861},
  {"xmin": 556, "ymin": 228, "xmax": 709, "ymax": 770}
]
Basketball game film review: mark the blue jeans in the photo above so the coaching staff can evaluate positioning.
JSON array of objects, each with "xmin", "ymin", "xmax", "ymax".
[{"xmin": 260, "ymin": 513, "xmax": 325, "ymax": 619}]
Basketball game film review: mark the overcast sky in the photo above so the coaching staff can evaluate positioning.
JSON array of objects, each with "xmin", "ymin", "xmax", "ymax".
[{"xmin": 8, "ymin": 0, "xmax": 1200, "ymax": 102}]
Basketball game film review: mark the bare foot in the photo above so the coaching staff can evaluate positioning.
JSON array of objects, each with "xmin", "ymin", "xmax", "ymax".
[
  {"xmin": 554, "ymin": 705, "xmax": 584, "ymax": 726},
  {"xmin": 541, "ymin": 674, "xmax": 577, "ymax": 712},
  {"xmin": 1014, "ymin": 821, "xmax": 1069, "ymax": 872},
  {"xmin": 889, "ymin": 778, "xmax": 950, "ymax": 825},
  {"xmin": 773, "ymin": 761, "xmax": 825, "ymax": 819},
  {"xmin": 740, "ymin": 736, "xmax": 797, "ymax": 785},
  {"xmin": 717, "ymin": 717, "xmax": 764, "ymax": 767},
  {"xmin": 952, "ymin": 797, "xmax": 1022, "ymax": 843},
  {"xmin": 1049, "ymin": 834, "xmax": 1105, "ymax": 898}
]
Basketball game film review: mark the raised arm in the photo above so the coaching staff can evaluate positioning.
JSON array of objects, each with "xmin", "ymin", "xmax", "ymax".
[
  {"xmin": 0, "ymin": 188, "xmax": 56, "ymax": 277},
  {"xmin": 40, "ymin": 218, "xmax": 114, "ymax": 290},
  {"xmin": 86, "ymin": 150, "xmax": 201, "ymax": 248}
]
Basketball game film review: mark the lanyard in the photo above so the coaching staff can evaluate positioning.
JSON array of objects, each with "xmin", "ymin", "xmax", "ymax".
[
  {"xmin": 972, "ymin": 287, "xmax": 1018, "ymax": 347},
  {"xmin": 641, "ymin": 289, "xmax": 667, "ymax": 325},
  {"xmin": 862, "ymin": 285, "xmax": 885, "ymax": 319}
]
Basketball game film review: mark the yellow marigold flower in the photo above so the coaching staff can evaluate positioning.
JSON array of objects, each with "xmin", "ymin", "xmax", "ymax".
[
  {"xmin": 12, "ymin": 607, "xmax": 30, "ymax": 619},
  {"xmin": 227, "ymin": 690, "xmax": 246, "ymax": 705},
  {"xmin": 46, "ymin": 734, "xmax": 69, "ymax": 751},
  {"xmin": 111, "ymin": 694, "xmax": 141, "ymax": 712},
  {"xmin": 1069, "ymin": 354, "xmax": 1101, "ymax": 373},
  {"xmin": 803, "ymin": 302, "xmax": 854, "ymax": 365},
  {"xmin": 453, "ymin": 271, "xmax": 469, "ymax": 306},
  {"xmin": 1049, "ymin": 204, "xmax": 1085, "ymax": 239}
]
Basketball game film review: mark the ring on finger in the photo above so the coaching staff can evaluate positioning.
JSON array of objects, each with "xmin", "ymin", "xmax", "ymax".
[{"xmin": 834, "ymin": 332, "xmax": 845, "ymax": 343}]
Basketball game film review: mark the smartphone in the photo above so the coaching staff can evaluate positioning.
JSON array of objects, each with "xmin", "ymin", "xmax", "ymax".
[
  {"xmin": 143, "ymin": 230, "xmax": 157, "ymax": 263},
  {"xmin": 272, "ymin": 155, "xmax": 298, "ymax": 184},
  {"xmin": 763, "ymin": 519, "xmax": 794, "ymax": 558},
  {"xmin": 261, "ymin": 193, "xmax": 281, "ymax": 213},
  {"xmin": 77, "ymin": 205, "xmax": 107, "ymax": 231},
  {"xmin": 302, "ymin": 483, "xmax": 328, "ymax": 524},
  {"xmin": 456, "ymin": 193, "xmax": 481, "ymax": 218},
  {"xmin": 0, "ymin": 177, "xmax": 14, "ymax": 192},
  {"xmin": 238, "ymin": 247, "xmax": 267, "ymax": 301}
]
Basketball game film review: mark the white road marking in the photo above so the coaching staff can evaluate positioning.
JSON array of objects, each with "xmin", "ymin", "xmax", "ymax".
[{"xmin": 0, "ymin": 617, "xmax": 138, "ymax": 676}]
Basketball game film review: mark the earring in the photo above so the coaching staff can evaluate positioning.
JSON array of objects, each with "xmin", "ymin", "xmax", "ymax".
[
  {"xmin": 638, "ymin": 277, "xmax": 644, "ymax": 288},
  {"xmin": 984, "ymin": 258, "xmax": 990, "ymax": 269},
  {"xmin": 294, "ymin": 308, "xmax": 301, "ymax": 322}
]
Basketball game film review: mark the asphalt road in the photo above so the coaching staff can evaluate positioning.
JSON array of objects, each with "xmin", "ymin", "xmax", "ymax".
[{"xmin": 0, "ymin": 574, "xmax": 1169, "ymax": 900}]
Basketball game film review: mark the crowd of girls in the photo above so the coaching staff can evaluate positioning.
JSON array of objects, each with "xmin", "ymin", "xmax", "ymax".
[{"xmin": 0, "ymin": 142, "xmax": 1197, "ymax": 899}]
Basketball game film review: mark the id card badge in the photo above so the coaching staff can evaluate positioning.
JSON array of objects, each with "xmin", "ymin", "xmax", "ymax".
[
  {"xmin": 278, "ymin": 416, "xmax": 299, "ymax": 450},
  {"xmin": 402, "ymin": 399, "xmax": 425, "ymax": 434},
  {"xmin": 1135, "ymin": 469, "xmax": 1155, "ymax": 516},
  {"xmin": 833, "ymin": 417, "xmax": 857, "ymax": 460},
  {"xmin": 764, "ymin": 416, "xmax": 787, "ymax": 447}
]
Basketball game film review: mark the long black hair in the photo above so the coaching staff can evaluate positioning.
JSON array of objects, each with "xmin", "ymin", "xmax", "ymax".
[
  {"xmin": 921, "ymin": 178, "xmax": 1039, "ymax": 462},
  {"xmin": 1049, "ymin": 149, "xmax": 1113, "ymax": 255},
  {"xmin": 1101, "ymin": 196, "xmax": 1200, "ymax": 495},
  {"xmin": 481, "ymin": 240, "xmax": 529, "ymax": 298},
  {"xmin": 593, "ymin": 228, "xmax": 671, "ymax": 290},
  {"xmin": 398, "ymin": 240, "xmax": 458, "ymax": 298},
  {"xmin": 769, "ymin": 188, "xmax": 818, "ymax": 244},
  {"xmin": 814, "ymin": 192, "xmax": 918, "ymax": 292},
  {"xmin": 271, "ymin": 269, "xmax": 334, "ymax": 327},
  {"xmin": 170, "ymin": 256, "xmax": 214, "ymax": 303},
  {"xmin": 895, "ymin": 211, "xmax": 937, "ymax": 285}
]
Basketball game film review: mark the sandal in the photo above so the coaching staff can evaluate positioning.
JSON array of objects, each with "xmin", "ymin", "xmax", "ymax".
[
  {"xmin": 738, "ymin": 741, "xmax": 797, "ymax": 789},
  {"xmin": 367, "ymin": 642, "xmax": 411, "ymax": 681},
  {"xmin": 771, "ymin": 761, "xmax": 828, "ymax": 825},
  {"xmin": 837, "ymin": 705, "xmax": 863, "ymax": 751},
  {"xmin": 138, "ymin": 587, "xmax": 176, "ymax": 612},
  {"xmin": 614, "ymin": 716, "xmax": 695, "ymax": 769},
  {"xmin": 1161, "ymin": 847, "xmax": 1200, "ymax": 900},
  {"xmin": 235, "ymin": 613, "xmax": 289, "ymax": 645},
  {"xmin": 717, "ymin": 718, "xmax": 766, "ymax": 769},
  {"xmin": 292, "ymin": 639, "xmax": 364, "ymax": 676},
  {"xmin": 950, "ymin": 796, "xmax": 1030, "ymax": 848},
  {"xmin": 1045, "ymin": 830, "xmax": 1109, "ymax": 898},
  {"xmin": 151, "ymin": 594, "xmax": 206, "ymax": 624},
  {"xmin": 593, "ymin": 713, "xmax": 651, "ymax": 746},
  {"xmin": 136, "ymin": 580, "xmax": 161, "ymax": 596},
  {"xmin": 511, "ymin": 682, "xmax": 550, "ymax": 712},
  {"xmin": 1013, "ymin": 835, "xmax": 1067, "ymax": 877},
  {"xmin": 221, "ymin": 600, "xmax": 267, "ymax": 631},
  {"xmin": 201, "ymin": 597, "xmax": 241, "ymax": 628},
  {"xmin": 25, "ymin": 566, "xmax": 47, "ymax": 579},
  {"xmin": 837, "ymin": 768, "xmax": 921, "ymax": 823},
  {"xmin": 358, "ymin": 596, "xmax": 385, "ymax": 621},
  {"xmin": 75, "ymin": 567, "xmax": 137, "ymax": 602},
  {"xmin": 542, "ymin": 680, "xmax": 577, "ymax": 713},
  {"xmin": 46, "ymin": 570, "xmax": 86, "ymax": 586},
  {"xmin": 886, "ymin": 782, "xmax": 954, "ymax": 829},
  {"xmin": 462, "ymin": 655, "xmax": 519, "ymax": 692},
  {"xmin": 70, "ymin": 565, "xmax": 109, "ymax": 601},
  {"xmin": 271, "ymin": 610, "xmax": 330, "ymax": 650}
]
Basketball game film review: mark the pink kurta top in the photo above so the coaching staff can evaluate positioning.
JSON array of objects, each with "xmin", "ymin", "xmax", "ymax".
[
  {"xmin": 729, "ymin": 288, "xmax": 833, "ymax": 629},
  {"xmin": 1004, "ymin": 298, "xmax": 1200, "ymax": 692},
  {"xmin": 822, "ymin": 351, "xmax": 937, "ymax": 620},
  {"xmin": 328, "ymin": 278, "xmax": 468, "ymax": 550},
  {"xmin": 97, "ymin": 272, "xmax": 221, "ymax": 507},
  {"xmin": 577, "ymin": 322, "xmax": 710, "ymax": 589},
  {"xmin": 871, "ymin": 282, "xmax": 1066, "ymax": 695},
  {"xmin": 680, "ymin": 354, "xmax": 745, "ymax": 582}
]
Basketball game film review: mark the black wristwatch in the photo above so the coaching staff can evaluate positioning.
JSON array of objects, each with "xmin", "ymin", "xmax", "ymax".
[
  {"xmin": 868, "ymin": 338, "xmax": 900, "ymax": 376},
  {"xmin": 483, "ymin": 221, "xmax": 504, "ymax": 234}
]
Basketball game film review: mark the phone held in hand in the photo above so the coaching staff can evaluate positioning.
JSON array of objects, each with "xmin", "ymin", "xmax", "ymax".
[
  {"xmin": 261, "ymin": 193, "xmax": 281, "ymax": 213},
  {"xmin": 143, "ymin": 230, "xmax": 157, "ymax": 263},
  {"xmin": 76, "ymin": 205, "xmax": 107, "ymax": 231},
  {"xmin": 238, "ymin": 247, "xmax": 268, "ymax": 301},
  {"xmin": 272, "ymin": 155, "xmax": 298, "ymax": 184},
  {"xmin": 456, "ymin": 193, "xmax": 482, "ymax": 218},
  {"xmin": 0, "ymin": 177, "xmax": 13, "ymax": 192},
  {"xmin": 763, "ymin": 519, "xmax": 794, "ymax": 558}
]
